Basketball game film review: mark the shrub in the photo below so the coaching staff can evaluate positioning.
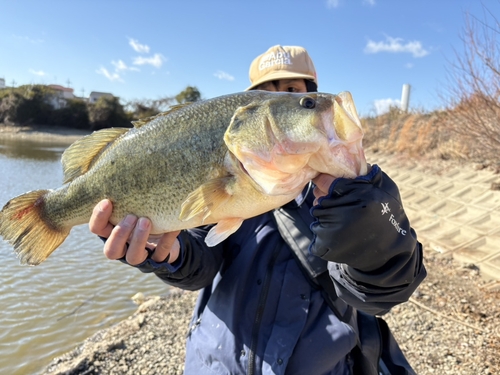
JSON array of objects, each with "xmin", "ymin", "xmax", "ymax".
[
  {"xmin": 88, "ymin": 96, "xmax": 131, "ymax": 130},
  {"xmin": 49, "ymin": 99, "xmax": 90, "ymax": 129}
]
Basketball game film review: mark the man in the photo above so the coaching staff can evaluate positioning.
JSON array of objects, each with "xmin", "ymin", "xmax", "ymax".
[{"xmin": 90, "ymin": 45, "xmax": 426, "ymax": 374}]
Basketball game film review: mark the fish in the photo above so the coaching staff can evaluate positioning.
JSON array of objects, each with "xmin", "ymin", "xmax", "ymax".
[{"xmin": 0, "ymin": 91, "xmax": 367, "ymax": 265}]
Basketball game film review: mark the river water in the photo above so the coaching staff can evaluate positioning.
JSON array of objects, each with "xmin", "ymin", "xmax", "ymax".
[{"xmin": 0, "ymin": 136, "xmax": 172, "ymax": 375}]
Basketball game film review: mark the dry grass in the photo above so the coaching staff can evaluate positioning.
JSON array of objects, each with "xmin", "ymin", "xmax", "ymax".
[
  {"xmin": 362, "ymin": 2, "xmax": 500, "ymax": 169},
  {"xmin": 362, "ymin": 101, "xmax": 500, "ymax": 170}
]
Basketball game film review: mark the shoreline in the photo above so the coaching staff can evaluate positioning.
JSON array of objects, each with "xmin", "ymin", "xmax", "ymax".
[{"xmin": 0, "ymin": 124, "xmax": 92, "ymax": 144}]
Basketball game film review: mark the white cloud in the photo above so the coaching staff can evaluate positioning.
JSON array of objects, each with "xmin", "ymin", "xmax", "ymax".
[
  {"xmin": 327, "ymin": 0, "xmax": 374, "ymax": 8},
  {"xmin": 13, "ymin": 34, "xmax": 44, "ymax": 44},
  {"xmin": 97, "ymin": 40, "xmax": 164, "ymax": 82},
  {"xmin": 405, "ymin": 62, "xmax": 414, "ymax": 69},
  {"xmin": 96, "ymin": 67, "xmax": 123, "ymax": 82},
  {"xmin": 129, "ymin": 38, "xmax": 150, "ymax": 54},
  {"xmin": 29, "ymin": 69, "xmax": 46, "ymax": 76},
  {"xmin": 364, "ymin": 36, "xmax": 429, "ymax": 58},
  {"xmin": 133, "ymin": 53, "xmax": 165, "ymax": 68},
  {"xmin": 112, "ymin": 59, "xmax": 140, "ymax": 72},
  {"xmin": 326, "ymin": 0, "xmax": 340, "ymax": 8},
  {"xmin": 214, "ymin": 70, "xmax": 235, "ymax": 81},
  {"xmin": 112, "ymin": 59, "xmax": 128, "ymax": 71},
  {"xmin": 373, "ymin": 98, "xmax": 401, "ymax": 115}
]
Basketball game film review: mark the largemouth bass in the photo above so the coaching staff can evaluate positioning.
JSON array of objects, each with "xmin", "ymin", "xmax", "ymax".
[{"xmin": 0, "ymin": 91, "xmax": 367, "ymax": 265}]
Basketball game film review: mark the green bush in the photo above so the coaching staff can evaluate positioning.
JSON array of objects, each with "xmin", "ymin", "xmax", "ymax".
[
  {"xmin": 88, "ymin": 96, "xmax": 131, "ymax": 130},
  {"xmin": 0, "ymin": 85, "xmax": 53, "ymax": 125},
  {"xmin": 49, "ymin": 99, "xmax": 89, "ymax": 129},
  {"xmin": 175, "ymin": 86, "xmax": 201, "ymax": 104}
]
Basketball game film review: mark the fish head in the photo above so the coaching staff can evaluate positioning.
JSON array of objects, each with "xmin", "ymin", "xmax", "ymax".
[
  {"xmin": 223, "ymin": 91, "xmax": 367, "ymax": 196},
  {"xmin": 306, "ymin": 91, "xmax": 367, "ymax": 178}
]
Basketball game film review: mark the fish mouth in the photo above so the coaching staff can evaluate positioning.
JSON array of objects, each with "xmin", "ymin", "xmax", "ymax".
[
  {"xmin": 235, "ymin": 151, "xmax": 319, "ymax": 196},
  {"xmin": 239, "ymin": 160, "xmax": 250, "ymax": 176}
]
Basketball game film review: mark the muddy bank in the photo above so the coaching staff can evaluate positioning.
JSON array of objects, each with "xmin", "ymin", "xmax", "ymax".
[{"xmin": 0, "ymin": 124, "xmax": 91, "ymax": 144}]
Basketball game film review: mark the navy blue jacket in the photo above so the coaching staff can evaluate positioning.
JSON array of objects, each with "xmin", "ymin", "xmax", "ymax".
[{"xmin": 130, "ymin": 165, "xmax": 426, "ymax": 375}]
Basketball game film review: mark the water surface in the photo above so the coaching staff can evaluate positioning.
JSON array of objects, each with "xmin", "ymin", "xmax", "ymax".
[{"xmin": 0, "ymin": 137, "xmax": 172, "ymax": 375}]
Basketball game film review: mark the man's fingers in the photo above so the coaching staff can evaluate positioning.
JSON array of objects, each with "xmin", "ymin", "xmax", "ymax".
[
  {"xmin": 125, "ymin": 218, "xmax": 153, "ymax": 265},
  {"xmin": 312, "ymin": 174, "xmax": 336, "ymax": 194},
  {"xmin": 152, "ymin": 231, "xmax": 181, "ymax": 263},
  {"xmin": 312, "ymin": 174, "xmax": 337, "ymax": 205},
  {"xmin": 103, "ymin": 215, "xmax": 138, "ymax": 260},
  {"xmin": 89, "ymin": 199, "xmax": 115, "ymax": 237}
]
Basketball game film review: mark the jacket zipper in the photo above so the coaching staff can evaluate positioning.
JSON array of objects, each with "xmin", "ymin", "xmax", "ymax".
[{"xmin": 248, "ymin": 242, "xmax": 281, "ymax": 375}]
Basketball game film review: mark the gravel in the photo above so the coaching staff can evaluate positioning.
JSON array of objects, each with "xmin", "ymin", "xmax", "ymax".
[
  {"xmin": 384, "ymin": 246, "xmax": 500, "ymax": 375},
  {"xmin": 41, "ymin": 245, "xmax": 500, "ymax": 375}
]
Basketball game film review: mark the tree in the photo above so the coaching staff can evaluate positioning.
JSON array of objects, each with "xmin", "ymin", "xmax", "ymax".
[
  {"xmin": 0, "ymin": 85, "xmax": 53, "ymax": 126},
  {"xmin": 88, "ymin": 96, "xmax": 131, "ymax": 130},
  {"xmin": 49, "ymin": 99, "xmax": 90, "ymax": 129},
  {"xmin": 125, "ymin": 96, "xmax": 175, "ymax": 121},
  {"xmin": 444, "ymin": 3, "xmax": 500, "ymax": 162},
  {"xmin": 175, "ymin": 86, "xmax": 201, "ymax": 104}
]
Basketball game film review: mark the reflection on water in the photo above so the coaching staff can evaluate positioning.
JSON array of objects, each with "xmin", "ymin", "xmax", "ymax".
[
  {"xmin": 0, "ymin": 137, "xmax": 171, "ymax": 375},
  {"xmin": 0, "ymin": 138, "xmax": 69, "ymax": 161}
]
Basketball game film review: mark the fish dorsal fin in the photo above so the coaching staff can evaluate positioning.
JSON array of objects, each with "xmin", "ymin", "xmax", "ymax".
[
  {"xmin": 179, "ymin": 176, "xmax": 232, "ymax": 223},
  {"xmin": 61, "ymin": 127, "xmax": 129, "ymax": 183},
  {"xmin": 131, "ymin": 103, "xmax": 194, "ymax": 128}
]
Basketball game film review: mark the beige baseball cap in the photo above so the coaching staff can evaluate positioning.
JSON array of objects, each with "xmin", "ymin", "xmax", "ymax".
[{"xmin": 246, "ymin": 45, "xmax": 318, "ymax": 91}]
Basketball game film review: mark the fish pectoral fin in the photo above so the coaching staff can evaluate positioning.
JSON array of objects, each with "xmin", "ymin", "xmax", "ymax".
[
  {"xmin": 61, "ymin": 128, "xmax": 129, "ymax": 183},
  {"xmin": 205, "ymin": 218, "xmax": 244, "ymax": 246},
  {"xmin": 179, "ymin": 177, "xmax": 233, "ymax": 222}
]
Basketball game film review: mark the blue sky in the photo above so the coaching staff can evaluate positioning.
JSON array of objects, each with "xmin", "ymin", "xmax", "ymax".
[{"xmin": 0, "ymin": 0, "xmax": 497, "ymax": 116}]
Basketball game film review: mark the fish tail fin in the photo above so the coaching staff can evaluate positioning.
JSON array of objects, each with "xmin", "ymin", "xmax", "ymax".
[{"xmin": 0, "ymin": 190, "xmax": 70, "ymax": 265}]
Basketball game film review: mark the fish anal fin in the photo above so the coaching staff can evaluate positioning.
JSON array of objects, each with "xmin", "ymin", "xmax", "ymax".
[
  {"xmin": 0, "ymin": 190, "xmax": 70, "ymax": 265},
  {"xmin": 61, "ymin": 128, "xmax": 129, "ymax": 183},
  {"xmin": 179, "ymin": 177, "xmax": 233, "ymax": 222},
  {"xmin": 205, "ymin": 218, "xmax": 244, "ymax": 246}
]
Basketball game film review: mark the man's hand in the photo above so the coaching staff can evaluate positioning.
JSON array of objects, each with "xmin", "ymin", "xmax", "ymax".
[
  {"xmin": 89, "ymin": 199, "xmax": 181, "ymax": 266},
  {"xmin": 312, "ymin": 166, "xmax": 373, "ymax": 205},
  {"xmin": 312, "ymin": 174, "xmax": 336, "ymax": 205}
]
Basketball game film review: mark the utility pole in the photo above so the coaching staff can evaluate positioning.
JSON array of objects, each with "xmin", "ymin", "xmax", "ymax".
[
  {"xmin": 401, "ymin": 84, "xmax": 411, "ymax": 112},
  {"xmin": 66, "ymin": 79, "xmax": 72, "ymax": 88}
]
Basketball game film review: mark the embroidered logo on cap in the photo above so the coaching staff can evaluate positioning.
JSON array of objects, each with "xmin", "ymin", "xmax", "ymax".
[{"xmin": 259, "ymin": 51, "xmax": 292, "ymax": 71}]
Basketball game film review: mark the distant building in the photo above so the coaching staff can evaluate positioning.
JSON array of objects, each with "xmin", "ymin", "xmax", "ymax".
[
  {"xmin": 0, "ymin": 78, "xmax": 5, "ymax": 89},
  {"xmin": 47, "ymin": 84, "xmax": 75, "ymax": 109},
  {"xmin": 89, "ymin": 91, "xmax": 114, "ymax": 104},
  {"xmin": 49, "ymin": 84, "xmax": 74, "ymax": 99}
]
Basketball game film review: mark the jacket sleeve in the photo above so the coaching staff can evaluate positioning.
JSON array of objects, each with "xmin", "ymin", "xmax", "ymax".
[
  {"xmin": 309, "ymin": 164, "xmax": 426, "ymax": 315},
  {"xmin": 119, "ymin": 226, "xmax": 224, "ymax": 291}
]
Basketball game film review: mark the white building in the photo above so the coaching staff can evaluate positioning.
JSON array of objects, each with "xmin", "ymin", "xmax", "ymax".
[
  {"xmin": 47, "ymin": 84, "xmax": 75, "ymax": 109},
  {"xmin": 89, "ymin": 91, "xmax": 114, "ymax": 104},
  {"xmin": 0, "ymin": 78, "xmax": 5, "ymax": 89}
]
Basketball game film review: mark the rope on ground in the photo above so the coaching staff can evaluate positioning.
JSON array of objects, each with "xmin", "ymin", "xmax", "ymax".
[{"xmin": 409, "ymin": 297, "xmax": 491, "ymax": 335}]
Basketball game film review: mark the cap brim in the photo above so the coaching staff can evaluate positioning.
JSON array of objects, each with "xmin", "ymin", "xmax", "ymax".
[{"xmin": 245, "ymin": 71, "xmax": 317, "ymax": 91}]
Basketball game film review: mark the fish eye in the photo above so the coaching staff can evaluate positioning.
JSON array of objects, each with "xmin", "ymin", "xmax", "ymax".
[{"xmin": 300, "ymin": 96, "xmax": 316, "ymax": 109}]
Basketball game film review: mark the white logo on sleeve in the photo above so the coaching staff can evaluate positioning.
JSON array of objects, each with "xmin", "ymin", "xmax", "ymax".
[{"xmin": 381, "ymin": 202, "xmax": 406, "ymax": 235}]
